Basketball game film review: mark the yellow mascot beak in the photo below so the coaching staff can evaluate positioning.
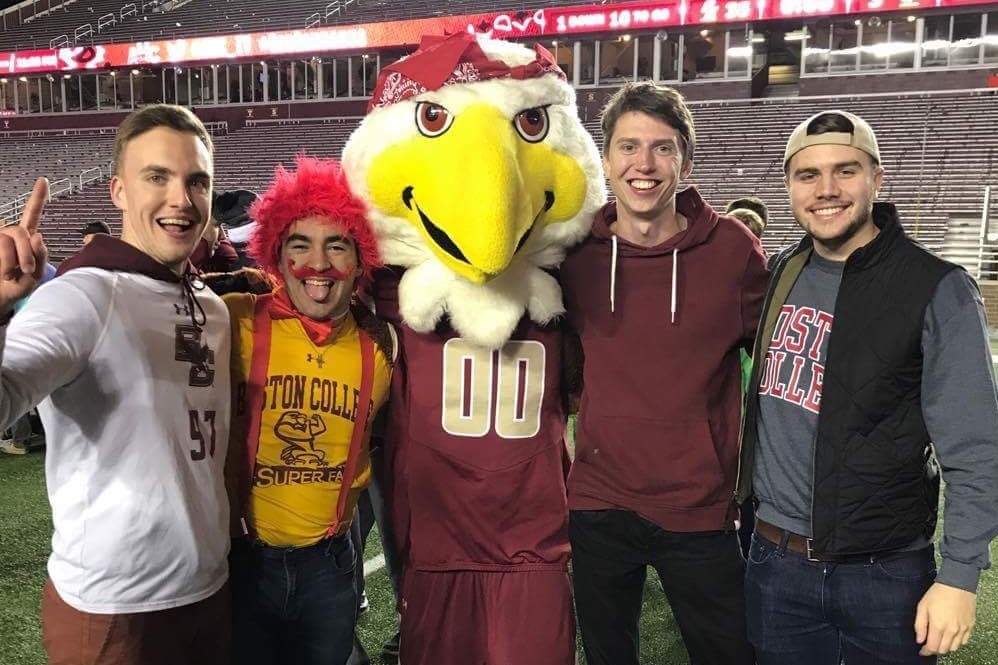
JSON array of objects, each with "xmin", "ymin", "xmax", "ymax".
[{"xmin": 365, "ymin": 102, "xmax": 587, "ymax": 284}]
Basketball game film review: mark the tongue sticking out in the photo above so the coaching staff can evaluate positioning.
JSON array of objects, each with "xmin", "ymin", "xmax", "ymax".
[
  {"xmin": 304, "ymin": 281, "xmax": 332, "ymax": 302},
  {"xmin": 290, "ymin": 262, "xmax": 352, "ymax": 303}
]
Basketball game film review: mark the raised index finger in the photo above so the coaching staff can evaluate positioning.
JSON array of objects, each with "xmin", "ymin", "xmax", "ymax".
[{"xmin": 19, "ymin": 177, "xmax": 49, "ymax": 234}]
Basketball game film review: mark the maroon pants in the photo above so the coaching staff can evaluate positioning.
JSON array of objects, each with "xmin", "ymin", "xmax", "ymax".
[
  {"xmin": 42, "ymin": 579, "xmax": 230, "ymax": 665},
  {"xmin": 400, "ymin": 569, "xmax": 575, "ymax": 665}
]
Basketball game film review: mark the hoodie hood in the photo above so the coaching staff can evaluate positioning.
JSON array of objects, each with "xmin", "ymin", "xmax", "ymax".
[
  {"xmin": 57, "ymin": 234, "xmax": 206, "ymax": 329},
  {"xmin": 57, "ymin": 234, "xmax": 190, "ymax": 282},
  {"xmin": 591, "ymin": 186, "xmax": 719, "ymax": 254},
  {"xmin": 592, "ymin": 187, "xmax": 719, "ymax": 319}
]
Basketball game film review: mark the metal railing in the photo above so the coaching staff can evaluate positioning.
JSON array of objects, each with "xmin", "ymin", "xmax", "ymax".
[
  {"xmin": 98, "ymin": 12, "xmax": 117, "ymax": 32},
  {"xmin": 941, "ymin": 185, "xmax": 997, "ymax": 282},
  {"xmin": 74, "ymin": 23, "xmax": 92, "ymax": 42},
  {"xmin": 49, "ymin": 177, "xmax": 72, "ymax": 198},
  {"xmin": 79, "ymin": 166, "xmax": 103, "ymax": 190},
  {"xmin": 978, "ymin": 185, "xmax": 996, "ymax": 281}
]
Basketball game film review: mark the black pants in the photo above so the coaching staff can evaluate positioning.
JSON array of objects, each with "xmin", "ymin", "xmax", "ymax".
[{"xmin": 570, "ymin": 509, "xmax": 754, "ymax": 665}]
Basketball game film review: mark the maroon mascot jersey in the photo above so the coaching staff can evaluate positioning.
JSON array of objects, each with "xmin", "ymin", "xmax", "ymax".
[{"xmin": 374, "ymin": 267, "xmax": 571, "ymax": 573}]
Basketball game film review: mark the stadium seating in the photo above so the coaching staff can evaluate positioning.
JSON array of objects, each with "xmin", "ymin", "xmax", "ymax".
[
  {"xmin": 17, "ymin": 89, "xmax": 998, "ymax": 263},
  {"xmin": 1, "ymin": 0, "xmax": 339, "ymax": 50},
  {"xmin": 680, "ymin": 92, "xmax": 998, "ymax": 254},
  {"xmin": 0, "ymin": 0, "xmax": 129, "ymax": 50},
  {"xmin": 0, "ymin": 129, "xmax": 115, "ymax": 229}
]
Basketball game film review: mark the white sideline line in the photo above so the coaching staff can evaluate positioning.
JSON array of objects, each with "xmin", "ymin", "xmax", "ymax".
[{"xmin": 364, "ymin": 553, "xmax": 386, "ymax": 577}]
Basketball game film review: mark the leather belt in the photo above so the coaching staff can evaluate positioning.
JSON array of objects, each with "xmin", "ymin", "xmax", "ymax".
[{"xmin": 755, "ymin": 519, "xmax": 877, "ymax": 563}]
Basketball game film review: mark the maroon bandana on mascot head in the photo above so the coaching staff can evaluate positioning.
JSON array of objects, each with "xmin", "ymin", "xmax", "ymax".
[
  {"xmin": 248, "ymin": 155, "xmax": 381, "ymax": 344},
  {"xmin": 368, "ymin": 32, "xmax": 564, "ymax": 112}
]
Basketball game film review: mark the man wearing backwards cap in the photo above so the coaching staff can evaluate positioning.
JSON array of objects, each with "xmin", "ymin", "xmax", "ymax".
[
  {"xmin": 223, "ymin": 155, "xmax": 395, "ymax": 665},
  {"xmin": 737, "ymin": 110, "xmax": 998, "ymax": 664}
]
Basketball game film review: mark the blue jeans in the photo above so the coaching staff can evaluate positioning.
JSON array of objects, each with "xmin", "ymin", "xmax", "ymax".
[
  {"xmin": 745, "ymin": 532, "xmax": 937, "ymax": 665},
  {"xmin": 230, "ymin": 534, "xmax": 357, "ymax": 665}
]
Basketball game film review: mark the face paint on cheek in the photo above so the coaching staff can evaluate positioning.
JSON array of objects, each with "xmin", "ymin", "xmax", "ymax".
[{"xmin": 288, "ymin": 261, "xmax": 352, "ymax": 282}]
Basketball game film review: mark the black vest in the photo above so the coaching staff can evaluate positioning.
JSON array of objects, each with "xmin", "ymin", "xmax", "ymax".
[{"xmin": 738, "ymin": 203, "xmax": 958, "ymax": 556}]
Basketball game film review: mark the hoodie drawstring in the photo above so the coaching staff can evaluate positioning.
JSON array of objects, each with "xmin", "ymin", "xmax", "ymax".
[
  {"xmin": 609, "ymin": 235, "xmax": 618, "ymax": 313},
  {"xmin": 182, "ymin": 274, "xmax": 208, "ymax": 331},
  {"xmin": 609, "ymin": 239, "xmax": 679, "ymax": 324},
  {"xmin": 671, "ymin": 247, "xmax": 678, "ymax": 324}
]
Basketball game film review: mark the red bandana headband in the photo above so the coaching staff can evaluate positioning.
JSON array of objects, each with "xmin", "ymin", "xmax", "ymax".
[{"xmin": 369, "ymin": 32, "xmax": 565, "ymax": 111}]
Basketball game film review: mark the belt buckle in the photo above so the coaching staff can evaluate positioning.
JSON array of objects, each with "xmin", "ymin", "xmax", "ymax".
[{"xmin": 806, "ymin": 538, "xmax": 820, "ymax": 562}]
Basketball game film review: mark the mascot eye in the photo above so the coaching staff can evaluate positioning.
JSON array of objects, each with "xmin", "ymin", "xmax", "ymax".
[
  {"xmin": 514, "ymin": 106, "xmax": 549, "ymax": 143},
  {"xmin": 415, "ymin": 102, "xmax": 453, "ymax": 138}
]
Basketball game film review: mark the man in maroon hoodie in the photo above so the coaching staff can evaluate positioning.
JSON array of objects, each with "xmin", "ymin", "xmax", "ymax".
[{"xmin": 561, "ymin": 82, "xmax": 768, "ymax": 665}]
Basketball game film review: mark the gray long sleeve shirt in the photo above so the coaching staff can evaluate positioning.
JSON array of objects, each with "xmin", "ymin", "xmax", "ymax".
[{"xmin": 755, "ymin": 254, "xmax": 998, "ymax": 593}]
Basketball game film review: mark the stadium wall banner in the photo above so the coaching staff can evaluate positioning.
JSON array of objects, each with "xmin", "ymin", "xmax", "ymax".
[{"xmin": 0, "ymin": 0, "xmax": 993, "ymax": 76}]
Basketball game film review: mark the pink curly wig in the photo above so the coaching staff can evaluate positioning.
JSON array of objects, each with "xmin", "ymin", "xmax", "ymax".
[{"xmin": 248, "ymin": 155, "xmax": 380, "ymax": 289}]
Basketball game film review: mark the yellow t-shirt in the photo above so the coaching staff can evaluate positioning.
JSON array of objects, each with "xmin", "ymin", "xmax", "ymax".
[{"xmin": 226, "ymin": 293, "xmax": 391, "ymax": 547}]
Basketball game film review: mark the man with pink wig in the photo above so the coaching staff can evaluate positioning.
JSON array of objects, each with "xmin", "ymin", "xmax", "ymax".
[{"xmin": 223, "ymin": 155, "xmax": 396, "ymax": 665}]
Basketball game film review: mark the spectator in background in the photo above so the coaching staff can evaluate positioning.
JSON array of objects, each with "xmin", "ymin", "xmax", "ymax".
[
  {"xmin": 79, "ymin": 219, "xmax": 110, "ymax": 245},
  {"xmin": 727, "ymin": 207, "xmax": 766, "ymax": 240},
  {"xmin": 190, "ymin": 217, "xmax": 240, "ymax": 274},
  {"xmin": 725, "ymin": 196, "xmax": 768, "ymax": 228},
  {"xmin": 199, "ymin": 190, "xmax": 270, "ymax": 297},
  {"xmin": 725, "ymin": 197, "xmax": 768, "ymax": 558},
  {"xmin": 213, "ymin": 189, "xmax": 259, "ymax": 268}
]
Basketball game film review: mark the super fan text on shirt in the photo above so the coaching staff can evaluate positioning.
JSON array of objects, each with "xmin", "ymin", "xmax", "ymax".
[{"xmin": 758, "ymin": 305, "xmax": 833, "ymax": 414}]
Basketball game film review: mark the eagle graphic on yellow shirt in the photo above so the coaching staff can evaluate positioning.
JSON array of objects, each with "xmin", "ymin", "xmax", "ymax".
[{"xmin": 274, "ymin": 411, "xmax": 328, "ymax": 466}]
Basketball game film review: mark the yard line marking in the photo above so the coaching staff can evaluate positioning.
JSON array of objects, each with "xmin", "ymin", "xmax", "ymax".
[{"xmin": 364, "ymin": 553, "xmax": 386, "ymax": 576}]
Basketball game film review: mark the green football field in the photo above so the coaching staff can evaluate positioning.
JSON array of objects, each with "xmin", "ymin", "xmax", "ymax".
[{"xmin": 3, "ymin": 450, "xmax": 997, "ymax": 663}]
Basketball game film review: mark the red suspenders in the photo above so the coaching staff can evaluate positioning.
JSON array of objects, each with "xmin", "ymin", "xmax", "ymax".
[{"xmin": 240, "ymin": 294, "xmax": 376, "ymax": 542}]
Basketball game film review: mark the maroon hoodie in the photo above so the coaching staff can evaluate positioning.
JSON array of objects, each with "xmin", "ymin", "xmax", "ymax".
[{"xmin": 560, "ymin": 187, "xmax": 768, "ymax": 532}]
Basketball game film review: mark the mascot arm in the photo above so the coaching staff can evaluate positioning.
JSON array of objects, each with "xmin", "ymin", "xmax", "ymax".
[
  {"xmin": 371, "ymin": 266, "xmax": 404, "ymax": 327},
  {"xmin": 561, "ymin": 319, "xmax": 584, "ymax": 416}
]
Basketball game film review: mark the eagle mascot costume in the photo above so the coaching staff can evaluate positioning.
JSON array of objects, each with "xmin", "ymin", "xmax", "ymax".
[{"xmin": 343, "ymin": 32, "xmax": 605, "ymax": 664}]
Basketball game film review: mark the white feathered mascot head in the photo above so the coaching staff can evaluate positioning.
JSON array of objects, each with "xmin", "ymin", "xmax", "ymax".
[{"xmin": 343, "ymin": 32, "xmax": 605, "ymax": 348}]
